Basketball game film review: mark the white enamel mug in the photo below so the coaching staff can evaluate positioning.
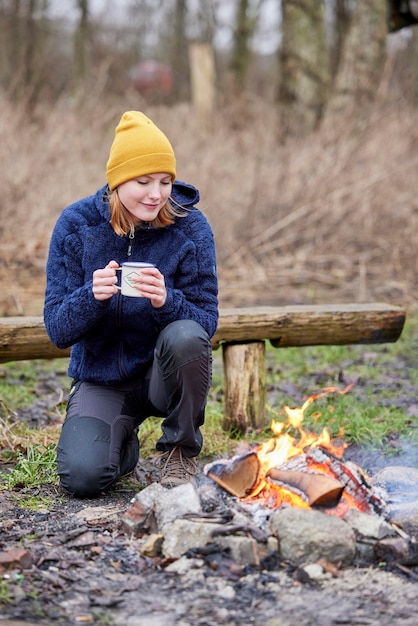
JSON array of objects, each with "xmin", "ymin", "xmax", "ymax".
[{"xmin": 115, "ymin": 262, "xmax": 155, "ymax": 297}]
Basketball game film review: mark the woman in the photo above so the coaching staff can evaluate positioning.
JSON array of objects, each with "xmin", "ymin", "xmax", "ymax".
[{"xmin": 44, "ymin": 111, "xmax": 218, "ymax": 498}]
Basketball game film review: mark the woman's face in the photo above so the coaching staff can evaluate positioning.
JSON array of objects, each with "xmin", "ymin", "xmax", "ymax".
[{"xmin": 117, "ymin": 173, "xmax": 172, "ymax": 223}]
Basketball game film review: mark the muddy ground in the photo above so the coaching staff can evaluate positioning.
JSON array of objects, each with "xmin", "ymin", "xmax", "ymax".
[{"xmin": 1, "ymin": 349, "xmax": 418, "ymax": 626}]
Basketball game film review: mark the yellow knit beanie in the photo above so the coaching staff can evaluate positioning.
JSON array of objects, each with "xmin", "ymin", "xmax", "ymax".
[{"xmin": 106, "ymin": 111, "xmax": 176, "ymax": 190}]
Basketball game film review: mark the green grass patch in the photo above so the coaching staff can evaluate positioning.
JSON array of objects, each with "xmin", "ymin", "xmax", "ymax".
[
  {"xmin": 300, "ymin": 396, "xmax": 417, "ymax": 447},
  {"xmin": 1, "ymin": 443, "xmax": 59, "ymax": 490},
  {"xmin": 0, "ymin": 578, "xmax": 15, "ymax": 606},
  {"xmin": 260, "ymin": 315, "xmax": 418, "ymax": 448}
]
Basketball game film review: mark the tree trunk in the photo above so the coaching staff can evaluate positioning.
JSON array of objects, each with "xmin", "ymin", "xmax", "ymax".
[
  {"xmin": 23, "ymin": 0, "xmax": 37, "ymax": 90},
  {"xmin": 73, "ymin": 0, "xmax": 89, "ymax": 92},
  {"xmin": 230, "ymin": 0, "xmax": 253, "ymax": 91},
  {"xmin": 278, "ymin": 0, "xmax": 329, "ymax": 136},
  {"xmin": 327, "ymin": 0, "xmax": 387, "ymax": 116},
  {"xmin": 10, "ymin": 0, "xmax": 22, "ymax": 86},
  {"xmin": 171, "ymin": 0, "xmax": 189, "ymax": 101},
  {"xmin": 189, "ymin": 42, "xmax": 216, "ymax": 129},
  {"xmin": 387, "ymin": 0, "xmax": 418, "ymax": 32},
  {"xmin": 330, "ymin": 0, "xmax": 351, "ymax": 79}
]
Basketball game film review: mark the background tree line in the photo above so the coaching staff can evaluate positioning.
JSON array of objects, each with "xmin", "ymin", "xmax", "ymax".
[{"xmin": 0, "ymin": 0, "xmax": 417, "ymax": 136}]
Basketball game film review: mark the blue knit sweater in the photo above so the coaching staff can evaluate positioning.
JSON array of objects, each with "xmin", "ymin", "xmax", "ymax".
[{"xmin": 44, "ymin": 181, "xmax": 219, "ymax": 385}]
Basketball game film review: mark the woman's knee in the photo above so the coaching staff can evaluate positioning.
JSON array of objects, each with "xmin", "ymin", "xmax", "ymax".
[
  {"xmin": 56, "ymin": 415, "xmax": 116, "ymax": 498},
  {"xmin": 58, "ymin": 458, "xmax": 114, "ymax": 498},
  {"xmin": 156, "ymin": 320, "xmax": 211, "ymax": 364}
]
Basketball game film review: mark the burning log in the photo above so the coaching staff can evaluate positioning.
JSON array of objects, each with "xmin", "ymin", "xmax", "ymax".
[
  {"xmin": 205, "ymin": 445, "xmax": 389, "ymax": 519},
  {"xmin": 276, "ymin": 447, "xmax": 389, "ymax": 518},
  {"xmin": 206, "ymin": 449, "xmax": 345, "ymax": 508},
  {"xmin": 205, "ymin": 450, "xmax": 260, "ymax": 498},
  {"xmin": 306, "ymin": 448, "xmax": 389, "ymax": 518},
  {"xmin": 267, "ymin": 468, "xmax": 344, "ymax": 507}
]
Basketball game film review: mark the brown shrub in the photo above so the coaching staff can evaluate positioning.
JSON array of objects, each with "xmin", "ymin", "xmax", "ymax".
[{"xmin": 1, "ymin": 95, "xmax": 417, "ymax": 315}]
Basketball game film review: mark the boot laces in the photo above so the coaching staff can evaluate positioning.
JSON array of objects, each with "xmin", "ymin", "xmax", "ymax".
[{"xmin": 157, "ymin": 446, "xmax": 198, "ymax": 488}]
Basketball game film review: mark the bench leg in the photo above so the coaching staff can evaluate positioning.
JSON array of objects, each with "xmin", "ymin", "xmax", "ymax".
[{"xmin": 222, "ymin": 340, "xmax": 267, "ymax": 434}]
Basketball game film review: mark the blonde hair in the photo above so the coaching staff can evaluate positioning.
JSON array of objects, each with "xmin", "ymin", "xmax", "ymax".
[{"xmin": 108, "ymin": 189, "xmax": 187, "ymax": 236}]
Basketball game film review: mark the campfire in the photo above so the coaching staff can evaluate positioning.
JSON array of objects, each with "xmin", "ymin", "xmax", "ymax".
[
  {"xmin": 205, "ymin": 385, "xmax": 389, "ymax": 519},
  {"xmin": 123, "ymin": 385, "xmax": 418, "ymax": 572}
]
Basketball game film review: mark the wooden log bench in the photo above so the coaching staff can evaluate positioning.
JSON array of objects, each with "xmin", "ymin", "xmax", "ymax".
[{"xmin": 0, "ymin": 303, "xmax": 406, "ymax": 433}]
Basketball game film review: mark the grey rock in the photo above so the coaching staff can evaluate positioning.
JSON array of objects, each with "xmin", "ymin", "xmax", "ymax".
[{"xmin": 269, "ymin": 507, "xmax": 356, "ymax": 565}]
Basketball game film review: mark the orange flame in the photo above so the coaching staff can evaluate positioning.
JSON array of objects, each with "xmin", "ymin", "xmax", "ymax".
[
  {"xmin": 256, "ymin": 384, "xmax": 353, "ymax": 473},
  {"xmin": 246, "ymin": 384, "xmax": 355, "ymax": 503}
]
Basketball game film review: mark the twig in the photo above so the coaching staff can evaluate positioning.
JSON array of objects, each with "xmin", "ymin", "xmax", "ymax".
[{"xmin": 392, "ymin": 562, "xmax": 418, "ymax": 581}]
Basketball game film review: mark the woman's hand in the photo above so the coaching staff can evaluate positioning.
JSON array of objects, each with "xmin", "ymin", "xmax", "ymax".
[
  {"xmin": 92, "ymin": 260, "xmax": 120, "ymax": 301},
  {"xmin": 134, "ymin": 266, "xmax": 167, "ymax": 308}
]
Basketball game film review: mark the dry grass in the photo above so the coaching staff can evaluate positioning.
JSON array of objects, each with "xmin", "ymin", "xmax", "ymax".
[
  {"xmin": 0, "ymin": 416, "xmax": 19, "ymax": 453},
  {"xmin": 1, "ymin": 92, "xmax": 418, "ymax": 315},
  {"xmin": 0, "ymin": 415, "xmax": 62, "ymax": 461}
]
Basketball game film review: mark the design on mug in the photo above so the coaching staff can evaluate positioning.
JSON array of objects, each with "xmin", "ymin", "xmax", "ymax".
[{"xmin": 123, "ymin": 271, "xmax": 141, "ymax": 287}]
